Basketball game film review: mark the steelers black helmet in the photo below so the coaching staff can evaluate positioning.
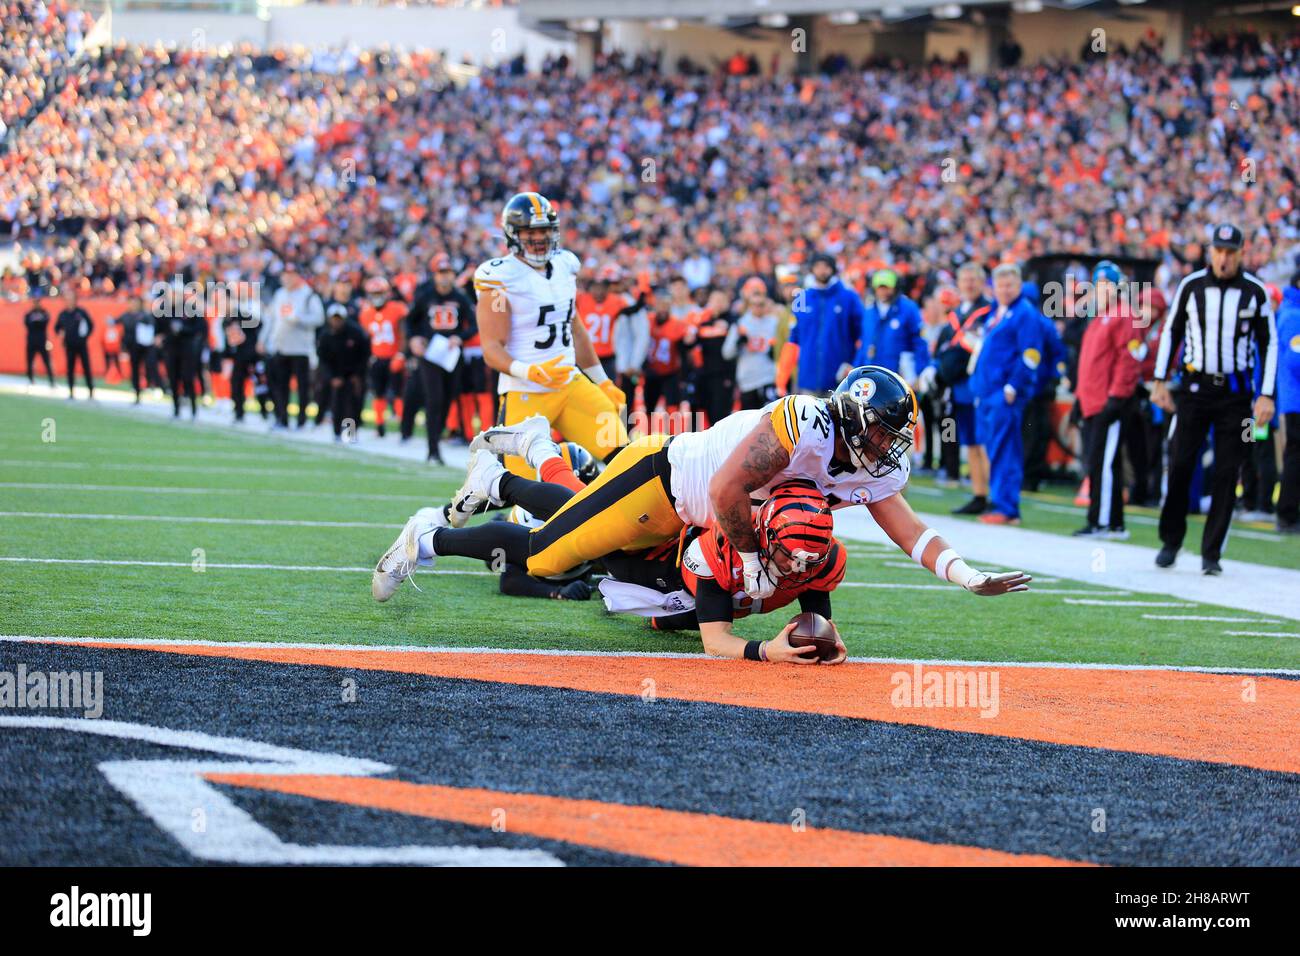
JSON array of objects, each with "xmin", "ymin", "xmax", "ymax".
[
  {"xmin": 501, "ymin": 192, "xmax": 559, "ymax": 267},
  {"xmin": 560, "ymin": 442, "xmax": 599, "ymax": 484},
  {"xmin": 828, "ymin": 365, "xmax": 918, "ymax": 477}
]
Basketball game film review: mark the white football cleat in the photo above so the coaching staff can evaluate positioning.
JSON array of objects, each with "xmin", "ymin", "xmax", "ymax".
[
  {"xmin": 469, "ymin": 414, "xmax": 555, "ymax": 466},
  {"xmin": 372, "ymin": 507, "xmax": 447, "ymax": 601},
  {"xmin": 448, "ymin": 450, "xmax": 506, "ymax": 528}
]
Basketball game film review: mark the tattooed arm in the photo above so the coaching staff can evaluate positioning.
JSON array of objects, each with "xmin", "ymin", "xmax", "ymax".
[{"xmin": 709, "ymin": 416, "xmax": 790, "ymax": 553}]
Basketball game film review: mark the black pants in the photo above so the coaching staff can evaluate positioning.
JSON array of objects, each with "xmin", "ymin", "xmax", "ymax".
[
  {"xmin": 127, "ymin": 345, "xmax": 150, "ymax": 398},
  {"xmin": 401, "ymin": 358, "xmax": 453, "ymax": 458},
  {"xmin": 938, "ymin": 393, "xmax": 961, "ymax": 481},
  {"xmin": 1238, "ymin": 422, "xmax": 1278, "ymax": 514},
  {"xmin": 699, "ymin": 373, "xmax": 735, "ymax": 428},
  {"xmin": 1278, "ymin": 412, "xmax": 1300, "ymax": 525},
  {"xmin": 1021, "ymin": 388, "xmax": 1053, "ymax": 490},
  {"xmin": 269, "ymin": 354, "xmax": 311, "ymax": 427},
  {"xmin": 739, "ymin": 385, "xmax": 776, "ymax": 410},
  {"xmin": 1123, "ymin": 398, "xmax": 1161, "ymax": 506},
  {"xmin": 1158, "ymin": 386, "xmax": 1252, "ymax": 561},
  {"xmin": 26, "ymin": 339, "xmax": 54, "ymax": 385},
  {"xmin": 1083, "ymin": 405, "xmax": 1127, "ymax": 529},
  {"xmin": 166, "ymin": 343, "xmax": 199, "ymax": 416},
  {"xmin": 642, "ymin": 372, "xmax": 681, "ymax": 417},
  {"xmin": 63, "ymin": 341, "xmax": 93, "ymax": 396},
  {"xmin": 326, "ymin": 373, "xmax": 366, "ymax": 438},
  {"xmin": 229, "ymin": 355, "xmax": 266, "ymax": 420}
]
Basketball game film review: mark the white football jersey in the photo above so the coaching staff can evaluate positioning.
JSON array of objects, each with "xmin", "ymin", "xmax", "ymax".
[
  {"xmin": 665, "ymin": 394, "xmax": 909, "ymax": 528},
  {"xmin": 474, "ymin": 250, "xmax": 581, "ymax": 394}
]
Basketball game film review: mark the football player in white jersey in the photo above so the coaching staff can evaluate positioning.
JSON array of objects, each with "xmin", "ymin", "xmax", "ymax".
[
  {"xmin": 469, "ymin": 192, "xmax": 627, "ymax": 500},
  {"xmin": 374, "ymin": 366, "xmax": 1031, "ymax": 608}
]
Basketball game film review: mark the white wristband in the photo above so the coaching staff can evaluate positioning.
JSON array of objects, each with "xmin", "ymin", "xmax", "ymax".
[
  {"xmin": 910, "ymin": 528, "xmax": 939, "ymax": 565},
  {"xmin": 583, "ymin": 363, "xmax": 609, "ymax": 384},
  {"xmin": 509, "ymin": 360, "xmax": 530, "ymax": 381},
  {"xmin": 944, "ymin": 557, "xmax": 976, "ymax": 588},
  {"xmin": 934, "ymin": 548, "xmax": 958, "ymax": 582}
]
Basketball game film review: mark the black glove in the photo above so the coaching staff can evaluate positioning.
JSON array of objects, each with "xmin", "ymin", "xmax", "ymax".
[
  {"xmin": 554, "ymin": 580, "xmax": 592, "ymax": 601},
  {"xmin": 1069, "ymin": 399, "xmax": 1083, "ymax": 427}
]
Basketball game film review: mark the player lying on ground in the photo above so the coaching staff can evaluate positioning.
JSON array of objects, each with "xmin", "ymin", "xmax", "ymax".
[
  {"xmin": 372, "ymin": 427, "xmax": 848, "ymax": 663},
  {"xmin": 597, "ymin": 481, "xmax": 852, "ymax": 664},
  {"xmin": 373, "ymin": 366, "xmax": 1030, "ymax": 605}
]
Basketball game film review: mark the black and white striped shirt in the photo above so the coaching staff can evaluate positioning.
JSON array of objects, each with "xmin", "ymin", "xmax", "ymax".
[{"xmin": 1153, "ymin": 267, "xmax": 1278, "ymax": 397}]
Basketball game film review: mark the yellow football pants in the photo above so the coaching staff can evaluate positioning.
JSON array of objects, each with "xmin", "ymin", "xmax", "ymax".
[
  {"xmin": 499, "ymin": 376, "xmax": 628, "ymax": 477},
  {"xmin": 526, "ymin": 433, "xmax": 683, "ymax": 578}
]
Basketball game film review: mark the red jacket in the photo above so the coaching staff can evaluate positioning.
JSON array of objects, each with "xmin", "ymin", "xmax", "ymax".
[{"xmin": 1075, "ymin": 304, "xmax": 1143, "ymax": 418}]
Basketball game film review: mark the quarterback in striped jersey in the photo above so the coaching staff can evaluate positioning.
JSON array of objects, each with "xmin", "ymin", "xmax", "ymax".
[{"xmin": 469, "ymin": 192, "xmax": 628, "ymax": 497}]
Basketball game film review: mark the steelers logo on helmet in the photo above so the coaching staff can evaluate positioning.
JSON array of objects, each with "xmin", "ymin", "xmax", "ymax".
[
  {"xmin": 848, "ymin": 377, "xmax": 877, "ymax": 403},
  {"xmin": 829, "ymin": 365, "xmax": 918, "ymax": 477},
  {"xmin": 502, "ymin": 192, "xmax": 560, "ymax": 268}
]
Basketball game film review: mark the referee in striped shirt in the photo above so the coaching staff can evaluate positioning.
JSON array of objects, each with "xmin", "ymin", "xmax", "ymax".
[{"xmin": 1151, "ymin": 223, "xmax": 1278, "ymax": 574}]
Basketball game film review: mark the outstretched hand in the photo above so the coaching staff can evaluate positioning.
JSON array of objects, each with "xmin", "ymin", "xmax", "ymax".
[{"xmin": 965, "ymin": 570, "xmax": 1032, "ymax": 596}]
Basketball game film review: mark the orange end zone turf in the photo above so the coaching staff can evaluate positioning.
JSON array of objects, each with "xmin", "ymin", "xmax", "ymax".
[{"xmin": 205, "ymin": 774, "xmax": 1089, "ymax": 867}]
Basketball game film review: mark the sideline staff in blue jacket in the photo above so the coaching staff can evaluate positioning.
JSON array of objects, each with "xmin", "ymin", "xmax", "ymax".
[
  {"xmin": 970, "ymin": 262, "xmax": 1045, "ymax": 523},
  {"xmin": 779, "ymin": 252, "xmax": 865, "ymax": 395},
  {"xmin": 853, "ymin": 268, "xmax": 928, "ymax": 381}
]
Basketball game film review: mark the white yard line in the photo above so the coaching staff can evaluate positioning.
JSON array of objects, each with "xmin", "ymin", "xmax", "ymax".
[
  {"xmin": 0, "ymin": 481, "xmax": 429, "ymax": 502},
  {"xmin": 0, "ymin": 510, "xmax": 402, "ymax": 530},
  {"xmin": 0, "ymin": 556, "xmax": 492, "ymax": 575},
  {"xmin": 1224, "ymin": 631, "xmax": 1300, "ymax": 639},
  {"xmin": 1064, "ymin": 599, "xmax": 1195, "ymax": 607},
  {"xmin": 4, "ymin": 634, "xmax": 1297, "ymax": 677},
  {"xmin": 0, "ymin": 458, "xmax": 432, "ymax": 480},
  {"xmin": 1143, "ymin": 614, "xmax": 1284, "ymax": 624}
]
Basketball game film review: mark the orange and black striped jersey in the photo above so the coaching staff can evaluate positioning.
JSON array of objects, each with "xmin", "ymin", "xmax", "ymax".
[{"xmin": 679, "ymin": 524, "xmax": 846, "ymax": 619}]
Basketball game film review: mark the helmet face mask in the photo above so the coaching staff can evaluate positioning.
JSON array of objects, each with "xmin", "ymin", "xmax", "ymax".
[
  {"xmin": 756, "ymin": 481, "xmax": 834, "ymax": 586},
  {"xmin": 502, "ymin": 193, "xmax": 560, "ymax": 267}
]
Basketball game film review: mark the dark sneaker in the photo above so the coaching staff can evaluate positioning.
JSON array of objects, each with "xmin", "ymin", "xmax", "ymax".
[
  {"xmin": 1155, "ymin": 546, "xmax": 1177, "ymax": 568},
  {"xmin": 1202, "ymin": 557, "xmax": 1222, "ymax": 576},
  {"xmin": 1102, "ymin": 526, "xmax": 1130, "ymax": 541},
  {"xmin": 952, "ymin": 496, "xmax": 988, "ymax": 515},
  {"xmin": 1072, "ymin": 525, "xmax": 1101, "ymax": 537},
  {"xmin": 1277, "ymin": 520, "xmax": 1300, "ymax": 535}
]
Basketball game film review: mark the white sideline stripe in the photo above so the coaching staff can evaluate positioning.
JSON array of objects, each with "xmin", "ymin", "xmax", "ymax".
[
  {"xmin": 1143, "ymin": 614, "xmax": 1284, "ymax": 624},
  {"xmin": 1028, "ymin": 499, "xmax": 1281, "ymax": 542},
  {"xmin": 1065, "ymin": 599, "xmax": 1195, "ymax": 607},
  {"xmin": 0, "ymin": 481, "xmax": 429, "ymax": 502},
  {"xmin": 0, "ymin": 556, "xmax": 492, "ymax": 575},
  {"xmin": 0, "ymin": 511, "xmax": 403, "ymax": 530},
  {"xmin": 1224, "ymin": 631, "xmax": 1300, "ymax": 639},
  {"xmin": 5, "ymin": 635, "xmax": 1297, "ymax": 677}
]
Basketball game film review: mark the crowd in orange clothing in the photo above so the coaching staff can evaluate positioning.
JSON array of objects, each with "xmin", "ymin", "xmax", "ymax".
[{"xmin": 0, "ymin": 0, "xmax": 95, "ymax": 137}]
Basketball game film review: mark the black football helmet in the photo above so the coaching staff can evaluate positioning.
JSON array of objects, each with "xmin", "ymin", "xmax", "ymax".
[
  {"xmin": 560, "ymin": 442, "xmax": 600, "ymax": 484},
  {"xmin": 827, "ymin": 366, "xmax": 918, "ymax": 477},
  {"xmin": 501, "ymin": 192, "xmax": 560, "ymax": 267}
]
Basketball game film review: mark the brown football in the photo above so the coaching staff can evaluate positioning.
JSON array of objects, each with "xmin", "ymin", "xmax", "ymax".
[{"xmin": 786, "ymin": 611, "xmax": 839, "ymax": 661}]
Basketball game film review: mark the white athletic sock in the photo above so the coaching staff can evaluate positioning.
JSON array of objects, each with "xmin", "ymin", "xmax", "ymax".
[
  {"xmin": 487, "ymin": 470, "xmax": 504, "ymax": 502},
  {"xmin": 525, "ymin": 439, "xmax": 562, "ymax": 473},
  {"xmin": 417, "ymin": 529, "xmax": 439, "ymax": 560}
]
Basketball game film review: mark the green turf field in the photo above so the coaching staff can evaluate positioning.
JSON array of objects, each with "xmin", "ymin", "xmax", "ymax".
[
  {"xmin": 1, "ymin": 391, "xmax": 1297, "ymax": 670},
  {"xmin": 908, "ymin": 471, "xmax": 1299, "ymax": 570}
]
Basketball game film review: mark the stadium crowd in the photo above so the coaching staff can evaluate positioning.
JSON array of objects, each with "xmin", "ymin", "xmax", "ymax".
[
  {"xmin": 5, "ymin": 21, "xmax": 1300, "ymax": 539},
  {"xmin": 0, "ymin": 0, "xmax": 95, "ymax": 142}
]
